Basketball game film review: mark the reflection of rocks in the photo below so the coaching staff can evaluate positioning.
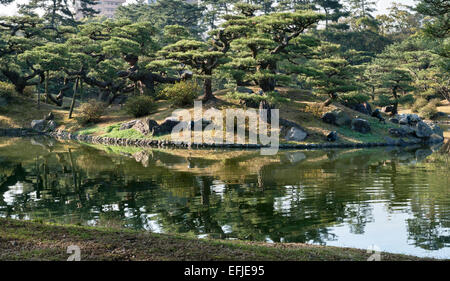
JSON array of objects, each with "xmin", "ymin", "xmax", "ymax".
[
  {"xmin": 415, "ymin": 149, "xmax": 433, "ymax": 162},
  {"xmin": 132, "ymin": 150, "xmax": 151, "ymax": 167},
  {"xmin": 286, "ymin": 152, "xmax": 306, "ymax": 163}
]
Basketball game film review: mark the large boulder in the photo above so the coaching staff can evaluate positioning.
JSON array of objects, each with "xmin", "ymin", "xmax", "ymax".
[
  {"xmin": 152, "ymin": 117, "xmax": 180, "ymax": 136},
  {"xmin": 414, "ymin": 121, "xmax": 433, "ymax": 138},
  {"xmin": 31, "ymin": 119, "xmax": 57, "ymax": 133},
  {"xmin": 321, "ymin": 111, "xmax": 336, "ymax": 125},
  {"xmin": 284, "ymin": 127, "xmax": 308, "ymax": 142},
  {"xmin": 132, "ymin": 118, "xmax": 159, "ymax": 135},
  {"xmin": 388, "ymin": 125, "xmax": 414, "ymax": 138},
  {"xmin": 351, "ymin": 118, "xmax": 371, "ymax": 134},
  {"xmin": 334, "ymin": 110, "xmax": 351, "ymax": 126},
  {"xmin": 321, "ymin": 109, "xmax": 351, "ymax": 126}
]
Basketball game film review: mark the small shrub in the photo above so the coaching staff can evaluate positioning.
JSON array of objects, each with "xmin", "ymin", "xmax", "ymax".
[
  {"xmin": 0, "ymin": 81, "xmax": 16, "ymax": 98},
  {"xmin": 77, "ymin": 99, "xmax": 105, "ymax": 125},
  {"xmin": 419, "ymin": 99, "xmax": 439, "ymax": 119},
  {"xmin": 124, "ymin": 95, "xmax": 157, "ymax": 117},
  {"xmin": 160, "ymin": 81, "xmax": 200, "ymax": 107},
  {"xmin": 340, "ymin": 92, "xmax": 370, "ymax": 106},
  {"xmin": 226, "ymin": 91, "xmax": 290, "ymax": 108},
  {"xmin": 23, "ymin": 86, "xmax": 36, "ymax": 97},
  {"xmin": 305, "ymin": 103, "xmax": 326, "ymax": 118},
  {"xmin": 411, "ymin": 97, "xmax": 428, "ymax": 113}
]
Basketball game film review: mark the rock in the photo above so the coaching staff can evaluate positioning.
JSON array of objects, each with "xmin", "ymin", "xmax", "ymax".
[
  {"xmin": 371, "ymin": 109, "xmax": 385, "ymax": 123},
  {"xmin": 352, "ymin": 102, "xmax": 372, "ymax": 115},
  {"xmin": 190, "ymin": 118, "xmax": 211, "ymax": 130},
  {"xmin": 388, "ymin": 126, "xmax": 414, "ymax": 138},
  {"xmin": 414, "ymin": 121, "xmax": 433, "ymax": 138},
  {"xmin": 132, "ymin": 118, "xmax": 158, "ymax": 135},
  {"xmin": 321, "ymin": 110, "xmax": 351, "ymax": 126},
  {"xmin": 327, "ymin": 131, "xmax": 338, "ymax": 142},
  {"xmin": 428, "ymin": 134, "xmax": 444, "ymax": 144},
  {"xmin": 31, "ymin": 120, "xmax": 46, "ymax": 132},
  {"xmin": 44, "ymin": 112, "xmax": 54, "ymax": 121},
  {"xmin": 120, "ymin": 120, "xmax": 138, "ymax": 130},
  {"xmin": 284, "ymin": 127, "xmax": 308, "ymax": 142},
  {"xmin": 399, "ymin": 116, "xmax": 409, "ymax": 125},
  {"xmin": 321, "ymin": 112, "xmax": 336, "ymax": 125},
  {"xmin": 234, "ymin": 86, "xmax": 254, "ymax": 94},
  {"xmin": 351, "ymin": 118, "xmax": 371, "ymax": 134},
  {"xmin": 47, "ymin": 120, "xmax": 57, "ymax": 132},
  {"xmin": 334, "ymin": 110, "xmax": 351, "ymax": 126},
  {"xmin": 31, "ymin": 119, "xmax": 57, "ymax": 133},
  {"xmin": 408, "ymin": 114, "xmax": 421, "ymax": 125},
  {"xmin": 152, "ymin": 117, "xmax": 180, "ymax": 136},
  {"xmin": 425, "ymin": 122, "xmax": 444, "ymax": 138},
  {"xmin": 389, "ymin": 117, "xmax": 399, "ymax": 124}
]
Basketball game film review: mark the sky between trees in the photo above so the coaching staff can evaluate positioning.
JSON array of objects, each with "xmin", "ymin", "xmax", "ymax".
[{"xmin": 0, "ymin": 0, "xmax": 418, "ymax": 17}]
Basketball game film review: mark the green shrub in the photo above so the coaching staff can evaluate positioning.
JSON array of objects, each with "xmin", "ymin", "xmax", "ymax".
[
  {"xmin": 77, "ymin": 99, "xmax": 105, "ymax": 125},
  {"xmin": 339, "ymin": 92, "xmax": 370, "ymax": 106},
  {"xmin": 159, "ymin": 81, "xmax": 200, "ymax": 107},
  {"xmin": 418, "ymin": 99, "xmax": 439, "ymax": 119},
  {"xmin": 124, "ymin": 95, "xmax": 157, "ymax": 117},
  {"xmin": 411, "ymin": 97, "xmax": 428, "ymax": 113},
  {"xmin": 226, "ymin": 91, "xmax": 290, "ymax": 108},
  {"xmin": 0, "ymin": 81, "xmax": 16, "ymax": 98}
]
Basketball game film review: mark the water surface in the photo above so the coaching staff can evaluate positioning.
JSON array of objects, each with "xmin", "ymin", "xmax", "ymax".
[{"xmin": 0, "ymin": 137, "xmax": 448, "ymax": 258}]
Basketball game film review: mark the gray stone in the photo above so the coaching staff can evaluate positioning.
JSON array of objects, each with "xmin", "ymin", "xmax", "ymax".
[
  {"xmin": 284, "ymin": 127, "xmax": 308, "ymax": 142},
  {"xmin": 414, "ymin": 121, "xmax": 433, "ymax": 138},
  {"xmin": 44, "ymin": 112, "xmax": 54, "ymax": 121},
  {"xmin": 132, "ymin": 118, "xmax": 158, "ymax": 135},
  {"xmin": 351, "ymin": 118, "xmax": 371, "ymax": 134},
  {"xmin": 120, "ymin": 120, "xmax": 138, "ymax": 130},
  {"xmin": 425, "ymin": 122, "xmax": 444, "ymax": 138},
  {"xmin": 31, "ymin": 120, "xmax": 46, "ymax": 132},
  {"xmin": 428, "ymin": 133, "xmax": 444, "ymax": 144}
]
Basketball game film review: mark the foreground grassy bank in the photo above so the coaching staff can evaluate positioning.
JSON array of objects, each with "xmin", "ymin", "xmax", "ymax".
[{"xmin": 0, "ymin": 218, "xmax": 434, "ymax": 261}]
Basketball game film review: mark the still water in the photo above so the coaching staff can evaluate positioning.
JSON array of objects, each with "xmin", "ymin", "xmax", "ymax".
[{"xmin": 0, "ymin": 137, "xmax": 449, "ymax": 258}]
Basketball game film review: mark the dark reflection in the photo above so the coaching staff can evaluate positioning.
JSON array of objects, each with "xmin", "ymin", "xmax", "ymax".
[{"xmin": 0, "ymin": 137, "xmax": 449, "ymax": 255}]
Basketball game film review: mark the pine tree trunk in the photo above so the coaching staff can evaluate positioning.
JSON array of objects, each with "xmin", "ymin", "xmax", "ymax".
[
  {"xmin": 45, "ymin": 71, "xmax": 49, "ymax": 104},
  {"xmin": 323, "ymin": 93, "xmax": 338, "ymax": 106},
  {"xmin": 69, "ymin": 77, "xmax": 79, "ymax": 119}
]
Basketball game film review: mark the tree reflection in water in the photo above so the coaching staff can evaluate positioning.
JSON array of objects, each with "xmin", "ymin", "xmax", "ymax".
[{"xmin": 0, "ymin": 137, "xmax": 448, "ymax": 256}]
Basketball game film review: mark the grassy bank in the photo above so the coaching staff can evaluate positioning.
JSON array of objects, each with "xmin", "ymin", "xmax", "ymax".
[{"xmin": 0, "ymin": 218, "xmax": 434, "ymax": 261}]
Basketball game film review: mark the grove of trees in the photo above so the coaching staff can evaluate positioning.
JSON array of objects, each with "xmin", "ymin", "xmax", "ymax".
[{"xmin": 0, "ymin": 0, "xmax": 448, "ymax": 120}]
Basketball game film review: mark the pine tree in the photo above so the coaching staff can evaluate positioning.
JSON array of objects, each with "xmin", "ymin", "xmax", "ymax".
[{"xmin": 221, "ymin": 3, "xmax": 324, "ymax": 92}]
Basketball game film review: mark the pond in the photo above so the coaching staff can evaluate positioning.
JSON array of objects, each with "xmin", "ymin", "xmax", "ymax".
[{"xmin": 0, "ymin": 137, "xmax": 449, "ymax": 258}]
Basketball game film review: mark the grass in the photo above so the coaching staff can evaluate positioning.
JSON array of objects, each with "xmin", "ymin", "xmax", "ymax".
[{"xmin": 0, "ymin": 218, "xmax": 435, "ymax": 261}]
